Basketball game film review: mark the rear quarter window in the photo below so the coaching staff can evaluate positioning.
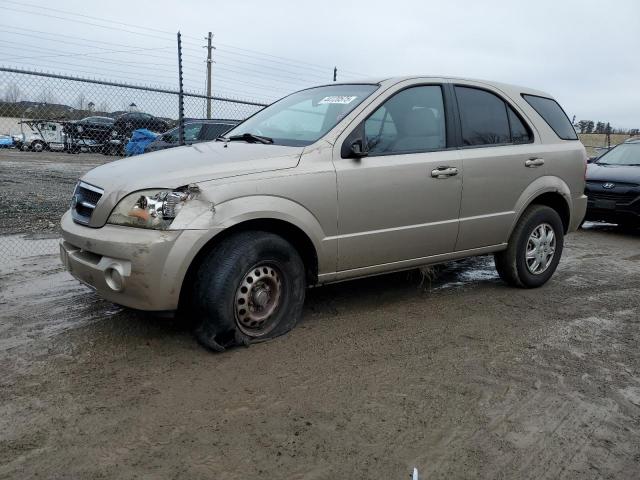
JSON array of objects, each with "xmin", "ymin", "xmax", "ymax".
[{"xmin": 522, "ymin": 94, "xmax": 577, "ymax": 140}]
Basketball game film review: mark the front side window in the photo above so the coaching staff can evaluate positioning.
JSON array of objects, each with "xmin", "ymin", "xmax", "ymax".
[
  {"xmin": 201, "ymin": 123, "xmax": 235, "ymax": 140},
  {"xmin": 456, "ymin": 86, "xmax": 510, "ymax": 146},
  {"xmin": 184, "ymin": 123, "xmax": 202, "ymax": 142},
  {"xmin": 364, "ymin": 85, "xmax": 446, "ymax": 155},
  {"xmin": 226, "ymin": 84, "xmax": 378, "ymax": 146},
  {"xmin": 522, "ymin": 94, "xmax": 577, "ymax": 140}
]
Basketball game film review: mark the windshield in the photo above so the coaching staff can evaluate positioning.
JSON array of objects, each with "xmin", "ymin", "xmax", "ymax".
[
  {"xmin": 596, "ymin": 143, "xmax": 640, "ymax": 166},
  {"xmin": 225, "ymin": 84, "xmax": 378, "ymax": 146}
]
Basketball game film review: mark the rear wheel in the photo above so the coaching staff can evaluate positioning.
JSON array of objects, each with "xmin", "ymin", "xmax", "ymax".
[
  {"xmin": 192, "ymin": 231, "xmax": 306, "ymax": 352},
  {"xmin": 31, "ymin": 140, "xmax": 46, "ymax": 152},
  {"xmin": 495, "ymin": 205, "xmax": 564, "ymax": 288}
]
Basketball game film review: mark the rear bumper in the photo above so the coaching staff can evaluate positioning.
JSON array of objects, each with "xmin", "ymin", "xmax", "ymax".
[
  {"xmin": 569, "ymin": 194, "xmax": 588, "ymax": 232},
  {"xmin": 59, "ymin": 211, "xmax": 211, "ymax": 311}
]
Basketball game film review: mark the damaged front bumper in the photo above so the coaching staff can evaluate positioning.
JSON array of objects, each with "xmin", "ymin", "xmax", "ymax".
[{"xmin": 59, "ymin": 211, "xmax": 209, "ymax": 311}]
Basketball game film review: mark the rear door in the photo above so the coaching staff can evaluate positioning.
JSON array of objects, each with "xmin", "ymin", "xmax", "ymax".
[
  {"xmin": 452, "ymin": 84, "xmax": 546, "ymax": 251},
  {"xmin": 334, "ymin": 84, "xmax": 463, "ymax": 272}
]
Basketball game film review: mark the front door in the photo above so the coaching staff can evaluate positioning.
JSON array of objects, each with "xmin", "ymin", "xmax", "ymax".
[{"xmin": 334, "ymin": 85, "xmax": 463, "ymax": 273}]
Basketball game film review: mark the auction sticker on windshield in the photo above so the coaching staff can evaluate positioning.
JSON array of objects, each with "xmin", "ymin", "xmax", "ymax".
[{"xmin": 318, "ymin": 96, "xmax": 358, "ymax": 104}]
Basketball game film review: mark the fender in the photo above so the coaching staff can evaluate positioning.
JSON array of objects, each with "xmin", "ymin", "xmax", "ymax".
[
  {"xmin": 169, "ymin": 194, "xmax": 335, "ymax": 287},
  {"xmin": 508, "ymin": 175, "xmax": 572, "ymax": 237}
]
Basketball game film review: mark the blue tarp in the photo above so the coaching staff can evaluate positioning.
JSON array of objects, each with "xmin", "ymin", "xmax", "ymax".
[
  {"xmin": 0, "ymin": 136, "xmax": 13, "ymax": 147},
  {"xmin": 125, "ymin": 129, "xmax": 158, "ymax": 156}
]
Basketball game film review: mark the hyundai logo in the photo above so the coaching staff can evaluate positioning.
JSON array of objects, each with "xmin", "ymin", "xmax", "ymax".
[{"xmin": 602, "ymin": 182, "xmax": 616, "ymax": 189}]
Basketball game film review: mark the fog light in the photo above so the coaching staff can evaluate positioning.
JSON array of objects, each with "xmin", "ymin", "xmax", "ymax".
[{"xmin": 104, "ymin": 265, "xmax": 125, "ymax": 292}]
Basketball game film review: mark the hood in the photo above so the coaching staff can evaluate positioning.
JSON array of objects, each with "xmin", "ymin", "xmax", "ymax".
[
  {"xmin": 587, "ymin": 163, "xmax": 640, "ymax": 185},
  {"xmin": 82, "ymin": 141, "xmax": 304, "ymax": 194}
]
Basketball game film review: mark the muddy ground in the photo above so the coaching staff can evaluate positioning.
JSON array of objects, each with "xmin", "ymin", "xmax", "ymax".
[
  {"xmin": 1, "ymin": 150, "xmax": 640, "ymax": 478},
  {"xmin": 1, "ymin": 221, "xmax": 639, "ymax": 479}
]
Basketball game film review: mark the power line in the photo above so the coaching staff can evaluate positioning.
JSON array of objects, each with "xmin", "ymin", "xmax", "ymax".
[
  {"xmin": 0, "ymin": 44, "xmax": 176, "ymax": 63},
  {"xmin": 0, "ymin": 0, "xmax": 180, "ymax": 36},
  {"xmin": 215, "ymin": 42, "xmax": 367, "ymax": 77},
  {"xmin": 1, "ymin": 6, "xmax": 179, "ymax": 42},
  {"xmin": 0, "ymin": 40, "xmax": 182, "ymax": 76},
  {"xmin": 0, "ymin": 4, "xmax": 366, "ymax": 77},
  {"xmin": 0, "ymin": 24, "xmax": 175, "ymax": 51}
]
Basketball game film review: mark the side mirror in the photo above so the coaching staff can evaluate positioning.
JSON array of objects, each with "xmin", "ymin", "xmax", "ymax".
[
  {"xmin": 341, "ymin": 123, "xmax": 368, "ymax": 159},
  {"xmin": 349, "ymin": 140, "xmax": 367, "ymax": 158}
]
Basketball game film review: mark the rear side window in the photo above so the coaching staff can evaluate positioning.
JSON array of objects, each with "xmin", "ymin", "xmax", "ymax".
[
  {"xmin": 456, "ymin": 87, "xmax": 510, "ymax": 146},
  {"xmin": 455, "ymin": 86, "xmax": 532, "ymax": 146},
  {"xmin": 507, "ymin": 108, "xmax": 532, "ymax": 144},
  {"xmin": 522, "ymin": 94, "xmax": 577, "ymax": 140}
]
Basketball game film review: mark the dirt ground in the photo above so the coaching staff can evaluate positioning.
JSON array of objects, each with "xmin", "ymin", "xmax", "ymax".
[{"xmin": 1, "ymin": 221, "xmax": 639, "ymax": 479}]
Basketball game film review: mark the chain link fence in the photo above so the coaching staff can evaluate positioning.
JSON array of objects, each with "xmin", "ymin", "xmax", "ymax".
[{"xmin": 0, "ymin": 66, "xmax": 267, "ymax": 265}]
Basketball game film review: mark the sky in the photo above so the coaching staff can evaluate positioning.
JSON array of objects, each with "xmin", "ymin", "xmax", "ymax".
[{"xmin": 1, "ymin": 0, "xmax": 639, "ymax": 127}]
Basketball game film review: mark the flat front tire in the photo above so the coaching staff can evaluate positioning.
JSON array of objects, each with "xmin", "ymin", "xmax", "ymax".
[
  {"xmin": 192, "ymin": 231, "xmax": 306, "ymax": 352},
  {"xmin": 494, "ymin": 205, "xmax": 564, "ymax": 288}
]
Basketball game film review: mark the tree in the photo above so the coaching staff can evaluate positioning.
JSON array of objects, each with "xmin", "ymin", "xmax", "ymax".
[
  {"xmin": 595, "ymin": 121, "xmax": 605, "ymax": 134},
  {"xmin": 577, "ymin": 120, "xmax": 591, "ymax": 134},
  {"xmin": 585, "ymin": 120, "xmax": 594, "ymax": 134},
  {"xmin": 76, "ymin": 92, "xmax": 87, "ymax": 110},
  {"xmin": 39, "ymin": 89, "xmax": 57, "ymax": 104},
  {"xmin": 4, "ymin": 82, "xmax": 21, "ymax": 103}
]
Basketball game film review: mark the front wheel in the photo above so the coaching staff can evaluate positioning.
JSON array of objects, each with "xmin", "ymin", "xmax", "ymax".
[
  {"xmin": 192, "ymin": 231, "xmax": 306, "ymax": 352},
  {"xmin": 494, "ymin": 205, "xmax": 564, "ymax": 288}
]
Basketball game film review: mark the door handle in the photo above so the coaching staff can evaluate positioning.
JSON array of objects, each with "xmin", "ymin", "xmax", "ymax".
[
  {"xmin": 431, "ymin": 166, "xmax": 459, "ymax": 178},
  {"xmin": 525, "ymin": 158, "xmax": 545, "ymax": 168}
]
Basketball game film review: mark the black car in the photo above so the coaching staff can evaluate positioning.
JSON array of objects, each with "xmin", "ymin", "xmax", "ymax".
[
  {"xmin": 585, "ymin": 139, "xmax": 640, "ymax": 227},
  {"xmin": 65, "ymin": 116, "xmax": 115, "ymax": 146},
  {"xmin": 113, "ymin": 112, "xmax": 169, "ymax": 138},
  {"xmin": 144, "ymin": 119, "xmax": 238, "ymax": 153}
]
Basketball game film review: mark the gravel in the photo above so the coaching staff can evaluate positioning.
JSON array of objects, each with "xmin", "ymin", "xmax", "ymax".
[{"xmin": 0, "ymin": 150, "xmax": 111, "ymax": 235}]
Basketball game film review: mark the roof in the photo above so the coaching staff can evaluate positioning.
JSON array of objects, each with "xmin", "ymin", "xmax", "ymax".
[{"xmin": 332, "ymin": 75, "xmax": 553, "ymax": 98}]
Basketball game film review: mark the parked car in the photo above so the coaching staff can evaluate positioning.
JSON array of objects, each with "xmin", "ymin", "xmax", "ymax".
[
  {"xmin": 112, "ymin": 112, "xmax": 169, "ymax": 139},
  {"xmin": 144, "ymin": 119, "xmax": 239, "ymax": 153},
  {"xmin": 69, "ymin": 116, "xmax": 114, "ymax": 143},
  {"xmin": 0, "ymin": 134, "xmax": 13, "ymax": 148},
  {"xmin": 584, "ymin": 138, "xmax": 640, "ymax": 227},
  {"xmin": 60, "ymin": 77, "xmax": 587, "ymax": 352}
]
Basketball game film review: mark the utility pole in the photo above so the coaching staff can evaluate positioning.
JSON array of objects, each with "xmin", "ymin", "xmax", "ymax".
[
  {"xmin": 177, "ymin": 31, "xmax": 185, "ymax": 146},
  {"xmin": 333, "ymin": 66, "xmax": 337, "ymax": 82},
  {"xmin": 205, "ymin": 32, "xmax": 214, "ymax": 119}
]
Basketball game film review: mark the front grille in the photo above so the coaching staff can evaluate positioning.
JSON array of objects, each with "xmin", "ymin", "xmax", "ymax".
[
  {"xmin": 588, "ymin": 191, "xmax": 639, "ymax": 204},
  {"xmin": 71, "ymin": 181, "xmax": 104, "ymax": 225}
]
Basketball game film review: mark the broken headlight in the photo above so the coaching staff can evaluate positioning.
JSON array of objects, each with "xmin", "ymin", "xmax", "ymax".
[{"xmin": 107, "ymin": 188, "xmax": 194, "ymax": 230}]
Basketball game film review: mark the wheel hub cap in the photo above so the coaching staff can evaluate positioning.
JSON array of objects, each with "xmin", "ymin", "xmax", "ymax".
[
  {"xmin": 525, "ymin": 223, "xmax": 556, "ymax": 275},
  {"xmin": 234, "ymin": 264, "xmax": 282, "ymax": 336}
]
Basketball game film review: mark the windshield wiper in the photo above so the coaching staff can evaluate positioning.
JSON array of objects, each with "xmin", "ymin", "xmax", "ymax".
[{"xmin": 226, "ymin": 133, "xmax": 273, "ymax": 144}]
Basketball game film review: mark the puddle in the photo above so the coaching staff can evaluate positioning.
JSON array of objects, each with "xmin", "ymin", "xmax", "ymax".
[
  {"xmin": 0, "ymin": 234, "xmax": 121, "ymax": 351},
  {"xmin": 0, "ymin": 233, "xmax": 60, "ymax": 274},
  {"xmin": 430, "ymin": 256, "xmax": 499, "ymax": 290}
]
